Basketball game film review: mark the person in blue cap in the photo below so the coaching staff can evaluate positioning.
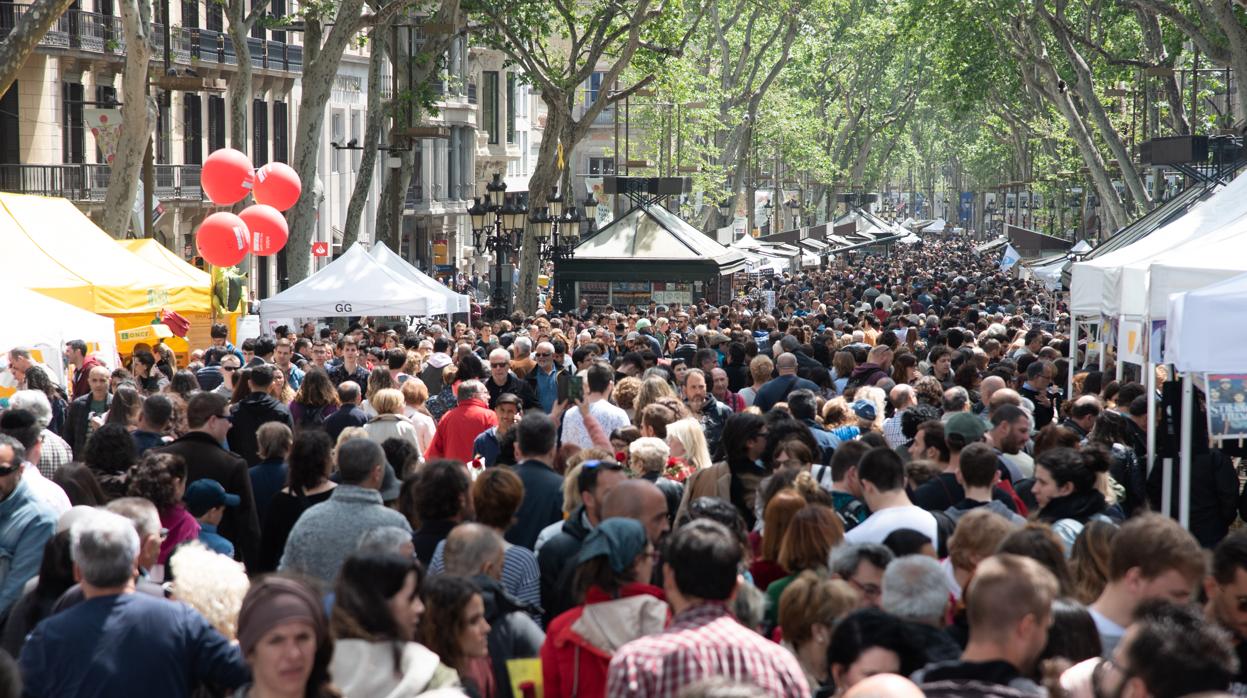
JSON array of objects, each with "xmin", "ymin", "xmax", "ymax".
[{"xmin": 184, "ymin": 479, "xmax": 240, "ymax": 558}]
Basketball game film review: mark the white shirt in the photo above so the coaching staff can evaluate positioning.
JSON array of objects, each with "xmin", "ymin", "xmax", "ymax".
[
  {"xmin": 843, "ymin": 504, "xmax": 938, "ymax": 548},
  {"xmin": 560, "ymin": 397, "xmax": 630, "ymax": 450},
  {"xmin": 22, "ymin": 463, "xmax": 71, "ymax": 517},
  {"xmin": 1089, "ymin": 607, "xmax": 1126, "ymax": 656}
]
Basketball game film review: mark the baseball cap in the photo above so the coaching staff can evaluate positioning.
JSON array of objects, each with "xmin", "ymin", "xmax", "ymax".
[
  {"xmin": 635, "ymin": 318, "xmax": 652, "ymax": 330},
  {"xmin": 496, "ymin": 393, "xmax": 522, "ymax": 407},
  {"xmin": 184, "ymin": 479, "xmax": 241, "ymax": 516},
  {"xmin": 851, "ymin": 400, "xmax": 877, "ymax": 421},
  {"xmin": 945, "ymin": 412, "xmax": 988, "ymax": 443}
]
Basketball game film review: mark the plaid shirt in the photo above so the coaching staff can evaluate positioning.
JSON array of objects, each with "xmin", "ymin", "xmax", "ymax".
[
  {"xmin": 606, "ymin": 602, "xmax": 809, "ymax": 698},
  {"xmin": 882, "ymin": 410, "xmax": 907, "ymax": 449},
  {"xmin": 37, "ymin": 430, "xmax": 73, "ymax": 479}
]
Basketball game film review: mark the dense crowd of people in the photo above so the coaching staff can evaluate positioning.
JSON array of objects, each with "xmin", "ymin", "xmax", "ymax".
[{"xmin": 1, "ymin": 235, "xmax": 1244, "ymax": 698}]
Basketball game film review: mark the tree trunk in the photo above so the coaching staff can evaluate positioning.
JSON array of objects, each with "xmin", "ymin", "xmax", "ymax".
[
  {"xmin": 515, "ymin": 102, "xmax": 567, "ymax": 315},
  {"xmin": 372, "ymin": 23, "xmax": 414, "ymax": 253},
  {"xmin": 341, "ymin": 25, "xmax": 386, "ymax": 250},
  {"xmin": 1135, "ymin": 9, "xmax": 1189, "ymax": 135},
  {"xmin": 226, "ymin": 0, "xmax": 252, "ymax": 153},
  {"xmin": 1042, "ymin": 5, "xmax": 1150, "ymax": 212},
  {"xmin": 0, "ymin": 0, "xmax": 75, "ymax": 97},
  {"xmin": 1203, "ymin": 0, "xmax": 1247, "ymax": 126},
  {"xmin": 100, "ymin": 0, "xmax": 153, "ymax": 237},
  {"xmin": 284, "ymin": 0, "xmax": 369, "ymax": 283}
]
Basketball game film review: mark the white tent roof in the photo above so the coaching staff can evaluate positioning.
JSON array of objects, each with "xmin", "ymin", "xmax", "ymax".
[
  {"xmin": 1166, "ymin": 272, "xmax": 1247, "ymax": 373},
  {"xmin": 1146, "ymin": 219, "xmax": 1247, "ymax": 320},
  {"xmin": 370, "ymin": 242, "xmax": 471, "ymax": 314},
  {"xmin": 573, "ymin": 205, "xmax": 747, "ymax": 272},
  {"xmin": 1070, "ymin": 171, "xmax": 1247, "ymax": 316},
  {"xmin": 921, "ymin": 218, "xmax": 947, "ymax": 233},
  {"xmin": 1, "ymin": 280, "xmax": 117, "ymax": 385},
  {"xmin": 1070, "ymin": 240, "xmax": 1093, "ymax": 254},
  {"xmin": 900, "ymin": 217, "xmax": 916, "ymax": 228},
  {"xmin": 259, "ymin": 243, "xmax": 453, "ymax": 319}
]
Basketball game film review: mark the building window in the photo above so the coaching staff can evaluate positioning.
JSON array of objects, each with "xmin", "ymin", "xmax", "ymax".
[
  {"xmin": 93, "ymin": 84, "xmax": 117, "ymax": 163},
  {"xmin": 181, "ymin": 0, "xmax": 198, "ymax": 27},
  {"xmin": 272, "ymin": 100, "xmax": 288, "ymax": 162},
  {"xmin": 482, "ymin": 70, "xmax": 499, "ymax": 145},
  {"xmin": 270, "ymin": 0, "xmax": 285, "ymax": 43},
  {"xmin": 249, "ymin": 0, "xmax": 264, "ymax": 39},
  {"xmin": 206, "ymin": 1, "xmax": 222, "ymax": 31},
  {"xmin": 588, "ymin": 157, "xmax": 615, "ymax": 175},
  {"xmin": 183, "ymin": 94, "xmax": 203, "ymax": 164},
  {"xmin": 516, "ymin": 83, "xmax": 528, "ymax": 119},
  {"xmin": 252, "ymin": 99, "xmax": 268, "ymax": 166},
  {"xmin": 331, "ymin": 112, "xmax": 343, "ymax": 173},
  {"xmin": 207, "ymin": 95, "xmax": 225, "ymax": 151},
  {"xmin": 156, "ymin": 99, "xmax": 171, "ymax": 164},
  {"xmin": 0, "ymin": 86, "xmax": 19, "ymax": 166},
  {"xmin": 588, "ymin": 71, "xmax": 605, "ymax": 105},
  {"xmin": 62, "ymin": 82, "xmax": 84, "ymax": 164},
  {"xmin": 448, "ymin": 127, "xmax": 458, "ymax": 199},
  {"xmin": 506, "ymin": 72, "xmax": 516, "ymax": 144}
]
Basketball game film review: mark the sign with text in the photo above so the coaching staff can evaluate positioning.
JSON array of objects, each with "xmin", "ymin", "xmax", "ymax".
[{"xmin": 1208, "ymin": 374, "xmax": 1247, "ymax": 440}]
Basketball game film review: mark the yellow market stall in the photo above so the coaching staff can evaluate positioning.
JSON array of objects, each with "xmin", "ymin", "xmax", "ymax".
[
  {"xmin": 119, "ymin": 239, "xmax": 238, "ymax": 351},
  {"xmin": 0, "ymin": 193, "xmax": 212, "ymax": 360}
]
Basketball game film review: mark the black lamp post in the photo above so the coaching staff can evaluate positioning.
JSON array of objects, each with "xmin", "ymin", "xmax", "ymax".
[
  {"xmin": 531, "ymin": 188, "xmax": 596, "ymax": 311},
  {"xmin": 785, "ymin": 196, "xmax": 801, "ymax": 231},
  {"xmin": 469, "ymin": 173, "xmax": 527, "ymax": 318}
]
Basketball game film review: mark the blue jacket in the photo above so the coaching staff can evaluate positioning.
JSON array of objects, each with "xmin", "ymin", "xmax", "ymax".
[
  {"xmin": 802, "ymin": 418, "xmax": 841, "ymax": 464},
  {"xmin": 506, "ymin": 460, "xmax": 565, "ymax": 550},
  {"xmin": 0, "ymin": 479, "xmax": 56, "ymax": 617},
  {"xmin": 19, "ymin": 592, "xmax": 250, "ymax": 697},
  {"xmin": 198, "ymin": 523, "xmax": 236, "ymax": 558},
  {"xmin": 474, "ymin": 428, "xmax": 502, "ymax": 467},
  {"xmin": 248, "ymin": 458, "xmax": 288, "ymax": 525}
]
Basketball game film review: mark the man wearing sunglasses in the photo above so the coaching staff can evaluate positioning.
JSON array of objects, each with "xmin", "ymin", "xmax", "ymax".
[{"xmin": 0, "ymin": 434, "xmax": 58, "ymax": 618}]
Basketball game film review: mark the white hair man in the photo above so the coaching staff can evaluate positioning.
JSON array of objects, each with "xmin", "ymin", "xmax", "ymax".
[
  {"xmin": 882, "ymin": 555, "xmax": 961, "ymax": 662},
  {"xmin": 882, "ymin": 384, "xmax": 916, "ymax": 449},
  {"xmin": 486, "ymin": 348, "xmax": 538, "ymax": 410},
  {"xmin": 18, "ymin": 509, "xmax": 250, "ymax": 696},
  {"xmin": 424, "ymin": 379, "xmax": 499, "ymax": 463},
  {"xmin": 8, "ymin": 390, "xmax": 74, "ymax": 477}
]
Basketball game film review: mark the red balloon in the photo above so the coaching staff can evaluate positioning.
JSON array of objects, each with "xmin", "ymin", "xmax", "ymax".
[
  {"xmin": 239, "ymin": 204, "xmax": 289, "ymax": 256},
  {"xmin": 202, "ymin": 148, "xmax": 255, "ymax": 205},
  {"xmin": 195, "ymin": 212, "xmax": 250, "ymax": 267},
  {"xmin": 252, "ymin": 162, "xmax": 302, "ymax": 211}
]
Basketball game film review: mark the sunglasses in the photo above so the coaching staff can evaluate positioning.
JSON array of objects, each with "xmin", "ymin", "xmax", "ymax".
[
  {"xmin": 490, "ymin": 362, "xmax": 509, "ymax": 368},
  {"xmin": 221, "ymin": 366, "xmax": 237, "ymax": 372},
  {"xmin": 0, "ymin": 461, "xmax": 20, "ymax": 476}
]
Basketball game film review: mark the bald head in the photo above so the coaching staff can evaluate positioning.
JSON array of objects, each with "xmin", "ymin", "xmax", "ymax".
[
  {"xmin": 776, "ymin": 353, "xmax": 798, "ymax": 374},
  {"xmin": 843, "ymin": 674, "xmax": 925, "ymax": 698},
  {"xmin": 601, "ymin": 479, "xmax": 670, "ymax": 545},
  {"xmin": 889, "ymin": 384, "xmax": 915, "ymax": 409},
  {"xmin": 988, "ymin": 387, "xmax": 1022, "ymax": 415},
  {"xmin": 979, "ymin": 375, "xmax": 1006, "ymax": 403},
  {"xmin": 442, "ymin": 522, "xmax": 504, "ymax": 578}
]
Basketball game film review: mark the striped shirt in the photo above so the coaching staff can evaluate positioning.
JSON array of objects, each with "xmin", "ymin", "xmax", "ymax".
[
  {"xmin": 606, "ymin": 602, "xmax": 809, "ymax": 698},
  {"xmin": 429, "ymin": 539, "xmax": 542, "ymax": 622}
]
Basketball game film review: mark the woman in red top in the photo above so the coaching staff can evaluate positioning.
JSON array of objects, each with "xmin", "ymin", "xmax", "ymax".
[{"xmin": 541, "ymin": 518, "xmax": 668, "ymax": 698}]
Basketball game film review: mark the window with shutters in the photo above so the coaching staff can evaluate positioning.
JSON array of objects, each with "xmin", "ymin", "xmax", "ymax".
[
  {"xmin": 506, "ymin": 73, "xmax": 516, "ymax": 144},
  {"xmin": 181, "ymin": 0, "xmax": 198, "ymax": 27},
  {"xmin": 272, "ymin": 101, "xmax": 287, "ymax": 163},
  {"xmin": 481, "ymin": 71, "xmax": 499, "ymax": 145},
  {"xmin": 252, "ymin": 99, "xmax": 268, "ymax": 166},
  {"xmin": 183, "ymin": 94, "xmax": 203, "ymax": 164},
  {"xmin": 207, "ymin": 95, "xmax": 225, "ymax": 151},
  {"xmin": 62, "ymin": 82, "xmax": 84, "ymax": 164}
]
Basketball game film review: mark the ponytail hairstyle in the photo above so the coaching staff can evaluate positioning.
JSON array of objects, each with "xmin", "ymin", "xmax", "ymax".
[{"xmin": 1034, "ymin": 445, "xmax": 1111, "ymax": 495}]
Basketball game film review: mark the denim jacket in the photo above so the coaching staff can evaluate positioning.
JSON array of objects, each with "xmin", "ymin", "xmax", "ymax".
[{"xmin": 0, "ymin": 478, "xmax": 57, "ymax": 616}]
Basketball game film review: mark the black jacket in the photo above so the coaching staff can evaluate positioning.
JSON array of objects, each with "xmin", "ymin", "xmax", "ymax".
[
  {"xmin": 537, "ymin": 506, "xmax": 592, "ymax": 625},
  {"xmin": 65, "ymin": 392, "xmax": 111, "ymax": 457},
  {"xmin": 473, "ymin": 574, "xmax": 544, "ymax": 698},
  {"xmin": 157, "ymin": 432, "xmax": 262, "ymax": 570},
  {"xmin": 506, "ymin": 460, "xmax": 565, "ymax": 550},
  {"xmin": 228, "ymin": 392, "xmax": 294, "ymax": 466},
  {"xmin": 487, "ymin": 373, "xmax": 540, "ymax": 410},
  {"xmin": 1151, "ymin": 449, "xmax": 1239, "ymax": 547},
  {"xmin": 323, "ymin": 403, "xmax": 368, "ymax": 441}
]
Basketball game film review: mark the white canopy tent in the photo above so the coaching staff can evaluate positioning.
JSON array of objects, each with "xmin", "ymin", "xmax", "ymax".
[
  {"xmin": 259, "ymin": 243, "xmax": 454, "ymax": 320},
  {"xmin": 370, "ymin": 241, "xmax": 471, "ymax": 314},
  {"xmin": 1161, "ymin": 272, "xmax": 1247, "ymax": 531},
  {"xmin": 0, "ymin": 280, "xmax": 118, "ymax": 385},
  {"xmin": 921, "ymin": 218, "xmax": 947, "ymax": 233},
  {"xmin": 1165, "ymin": 272, "xmax": 1247, "ymax": 374},
  {"xmin": 1070, "ymin": 240, "xmax": 1093, "ymax": 254},
  {"xmin": 1147, "ymin": 222, "xmax": 1247, "ymax": 320}
]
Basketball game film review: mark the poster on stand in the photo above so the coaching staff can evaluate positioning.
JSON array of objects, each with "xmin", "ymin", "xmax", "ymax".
[{"xmin": 1206, "ymin": 374, "xmax": 1247, "ymax": 440}]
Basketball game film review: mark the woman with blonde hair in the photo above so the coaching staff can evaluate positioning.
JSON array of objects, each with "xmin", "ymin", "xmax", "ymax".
[
  {"xmin": 740, "ymin": 355, "xmax": 774, "ymax": 408},
  {"xmin": 361, "ymin": 367, "xmax": 396, "ymax": 418},
  {"xmin": 400, "ymin": 379, "xmax": 437, "ymax": 456},
  {"xmin": 363, "ymin": 389, "xmax": 420, "ymax": 450},
  {"xmin": 270, "ymin": 367, "xmax": 296, "ymax": 405},
  {"xmin": 633, "ymin": 376, "xmax": 676, "ymax": 417},
  {"xmin": 665, "ymin": 418, "xmax": 713, "ymax": 472}
]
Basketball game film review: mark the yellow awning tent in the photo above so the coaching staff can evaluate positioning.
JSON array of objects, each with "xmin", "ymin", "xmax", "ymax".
[
  {"xmin": 119, "ymin": 239, "xmax": 212, "ymax": 285},
  {"xmin": 0, "ymin": 192, "xmax": 210, "ymax": 315}
]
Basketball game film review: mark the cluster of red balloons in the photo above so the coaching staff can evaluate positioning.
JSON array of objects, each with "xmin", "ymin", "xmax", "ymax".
[{"xmin": 195, "ymin": 148, "xmax": 302, "ymax": 267}]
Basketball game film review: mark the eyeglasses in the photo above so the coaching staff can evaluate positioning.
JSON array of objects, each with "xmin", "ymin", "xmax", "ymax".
[
  {"xmin": 535, "ymin": 352, "xmax": 552, "ymax": 358},
  {"xmin": 847, "ymin": 577, "xmax": 882, "ymax": 599},
  {"xmin": 491, "ymin": 362, "xmax": 509, "ymax": 368},
  {"xmin": 0, "ymin": 461, "xmax": 21, "ymax": 477}
]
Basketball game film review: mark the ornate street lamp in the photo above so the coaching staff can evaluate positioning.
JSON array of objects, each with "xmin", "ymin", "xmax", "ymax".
[
  {"xmin": 470, "ymin": 174, "xmax": 527, "ymax": 317},
  {"xmin": 534, "ymin": 187, "xmax": 587, "ymax": 311}
]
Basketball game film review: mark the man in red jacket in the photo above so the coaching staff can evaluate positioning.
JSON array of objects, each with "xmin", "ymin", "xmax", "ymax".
[{"xmin": 425, "ymin": 380, "xmax": 498, "ymax": 463}]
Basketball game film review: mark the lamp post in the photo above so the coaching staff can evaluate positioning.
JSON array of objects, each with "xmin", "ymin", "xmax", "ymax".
[
  {"xmin": 531, "ymin": 189, "xmax": 596, "ymax": 311},
  {"xmin": 785, "ymin": 196, "xmax": 801, "ymax": 231},
  {"xmin": 469, "ymin": 173, "xmax": 527, "ymax": 319}
]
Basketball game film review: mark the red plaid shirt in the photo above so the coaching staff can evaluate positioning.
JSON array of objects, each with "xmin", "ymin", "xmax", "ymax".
[{"xmin": 606, "ymin": 602, "xmax": 810, "ymax": 698}]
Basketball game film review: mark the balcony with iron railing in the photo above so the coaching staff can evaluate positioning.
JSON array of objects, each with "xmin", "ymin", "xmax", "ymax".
[
  {"xmin": 0, "ymin": 6, "xmax": 302, "ymax": 73},
  {"xmin": 0, "ymin": 163, "xmax": 207, "ymax": 202}
]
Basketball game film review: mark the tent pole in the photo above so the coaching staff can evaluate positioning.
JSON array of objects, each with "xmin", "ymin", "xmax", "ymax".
[
  {"xmin": 1098, "ymin": 319, "xmax": 1107, "ymax": 373},
  {"xmin": 1145, "ymin": 359, "xmax": 1156, "ymax": 480},
  {"xmin": 1115, "ymin": 316, "xmax": 1125, "ymax": 382},
  {"xmin": 1069, "ymin": 315, "xmax": 1080, "ymax": 399},
  {"xmin": 1179, "ymin": 372, "xmax": 1193, "ymax": 529}
]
